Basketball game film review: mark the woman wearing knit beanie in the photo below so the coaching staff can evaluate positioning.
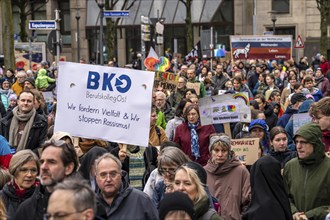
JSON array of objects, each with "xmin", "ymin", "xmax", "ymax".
[{"xmin": 204, "ymin": 133, "xmax": 251, "ymax": 220}]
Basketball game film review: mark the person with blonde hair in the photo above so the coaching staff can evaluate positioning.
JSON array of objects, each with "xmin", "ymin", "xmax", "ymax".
[
  {"xmin": 0, "ymin": 149, "xmax": 39, "ymax": 219},
  {"xmin": 174, "ymin": 162, "xmax": 222, "ymax": 220},
  {"xmin": 0, "ymin": 168, "xmax": 11, "ymax": 190}
]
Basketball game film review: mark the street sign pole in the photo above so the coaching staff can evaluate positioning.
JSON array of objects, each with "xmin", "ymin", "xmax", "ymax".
[{"xmin": 55, "ymin": 9, "xmax": 61, "ymax": 66}]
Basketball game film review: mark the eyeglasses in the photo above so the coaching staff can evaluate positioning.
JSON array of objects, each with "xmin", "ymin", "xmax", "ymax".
[
  {"xmin": 43, "ymin": 210, "xmax": 84, "ymax": 220},
  {"xmin": 294, "ymin": 140, "xmax": 309, "ymax": 146},
  {"xmin": 19, "ymin": 168, "xmax": 38, "ymax": 175},
  {"xmin": 312, "ymin": 115, "xmax": 326, "ymax": 123},
  {"xmin": 158, "ymin": 167, "xmax": 176, "ymax": 176},
  {"xmin": 98, "ymin": 171, "xmax": 120, "ymax": 180}
]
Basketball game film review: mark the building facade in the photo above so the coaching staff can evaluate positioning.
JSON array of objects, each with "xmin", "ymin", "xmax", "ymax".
[{"xmin": 0, "ymin": 0, "xmax": 329, "ymax": 68}]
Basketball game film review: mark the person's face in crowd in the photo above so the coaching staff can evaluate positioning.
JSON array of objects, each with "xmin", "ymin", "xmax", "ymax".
[
  {"xmin": 211, "ymin": 143, "xmax": 229, "ymax": 164},
  {"xmin": 304, "ymin": 81, "xmax": 314, "ymax": 90},
  {"xmin": 294, "ymin": 86, "xmax": 303, "ymax": 94},
  {"xmin": 256, "ymin": 66, "xmax": 262, "ymax": 73},
  {"xmin": 47, "ymin": 190, "xmax": 94, "ymax": 220},
  {"xmin": 181, "ymin": 66, "xmax": 188, "ymax": 73},
  {"xmin": 118, "ymin": 143, "xmax": 128, "ymax": 163},
  {"xmin": 207, "ymin": 71, "xmax": 213, "ymax": 79},
  {"xmin": 177, "ymin": 78, "xmax": 186, "ymax": 89},
  {"xmin": 164, "ymin": 211, "xmax": 192, "ymax": 220},
  {"xmin": 190, "ymin": 97, "xmax": 198, "ymax": 105},
  {"xmin": 6, "ymin": 70, "xmax": 13, "ymax": 78},
  {"xmin": 96, "ymin": 158, "xmax": 122, "ymax": 198},
  {"xmin": 265, "ymin": 76, "xmax": 274, "ymax": 86},
  {"xmin": 185, "ymin": 91, "xmax": 193, "ymax": 99},
  {"xmin": 186, "ymin": 108, "xmax": 199, "ymax": 124},
  {"xmin": 251, "ymin": 127, "xmax": 265, "ymax": 141},
  {"xmin": 174, "ymin": 169, "xmax": 198, "ymax": 202},
  {"xmin": 225, "ymin": 81, "xmax": 233, "ymax": 89},
  {"xmin": 150, "ymin": 111, "xmax": 157, "ymax": 126},
  {"xmin": 215, "ymin": 65, "xmax": 223, "ymax": 75},
  {"xmin": 16, "ymin": 73, "xmax": 27, "ymax": 84},
  {"xmin": 273, "ymin": 105, "xmax": 280, "ymax": 114},
  {"xmin": 255, "ymin": 98, "xmax": 265, "ymax": 111},
  {"xmin": 258, "ymin": 74, "xmax": 264, "ymax": 83},
  {"xmin": 312, "ymin": 113, "xmax": 330, "ymax": 131},
  {"xmin": 201, "ymin": 67, "xmax": 208, "ymax": 76},
  {"xmin": 295, "ymin": 136, "xmax": 314, "ymax": 159},
  {"xmin": 155, "ymin": 95, "xmax": 166, "ymax": 110},
  {"xmin": 159, "ymin": 162, "xmax": 178, "ymax": 182},
  {"xmin": 289, "ymin": 77, "xmax": 297, "ymax": 87},
  {"xmin": 274, "ymin": 70, "xmax": 280, "ymax": 78},
  {"xmin": 272, "ymin": 92, "xmax": 281, "ymax": 103},
  {"xmin": 2, "ymin": 81, "xmax": 10, "ymax": 90},
  {"xmin": 15, "ymin": 160, "xmax": 38, "ymax": 190},
  {"xmin": 24, "ymin": 81, "xmax": 34, "ymax": 90},
  {"xmin": 40, "ymin": 146, "xmax": 71, "ymax": 188},
  {"xmin": 9, "ymin": 99, "xmax": 17, "ymax": 107},
  {"xmin": 54, "ymin": 69, "xmax": 59, "ymax": 78},
  {"xmin": 233, "ymin": 80, "xmax": 241, "ymax": 91},
  {"xmin": 271, "ymin": 132, "xmax": 288, "ymax": 152},
  {"xmin": 315, "ymin": 69, "xmax": 323, "ymax": 78},
  {"xmin": 187, "ymin": 70, "xmax": 195, "ymax": 80},
  {"xmin": 257, "ymin": 113, "xmax": 266, "ymax": 120},
  {"xmin": 18, "ymin": 92, "xmax": 34, "ymax": 114}
]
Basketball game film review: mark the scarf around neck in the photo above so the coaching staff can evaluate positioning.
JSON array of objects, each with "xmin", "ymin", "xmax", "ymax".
[
  {"xmin": 9, "ymin": 106, "xmax": 36, "ymax": 151},
  {"xmin": 188, "ymin": 121, "xmax": 200, "ymax": 160}
]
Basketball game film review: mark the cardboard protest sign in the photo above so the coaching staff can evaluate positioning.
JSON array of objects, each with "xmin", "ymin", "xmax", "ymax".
[
  {"xmin": 154, "ymin": 71, "xmax": 179, "ymax": 92},
  {"xmin": 42, "ymin": 91, "xmax": 54, "ymax": 103},
  {"xmin": 186, "ymin": 82, "xmax": 201, "ymax": 96},
  {"xmin": 54, "ymin": 62, "xmax": 155, "ymax": 146},
  {"xmin": 231, "ymin": 138, "xmax": 259, "ymax": 165},
  {"xmin": 199, "ymin": 92, "xmax": 251, "ymax": 125},
  {"xmin": 293, "ymin": 113, "xmax": 311, "ymax": 134}
]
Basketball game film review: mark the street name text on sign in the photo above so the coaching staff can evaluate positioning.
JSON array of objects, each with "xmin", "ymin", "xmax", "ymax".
[
  {"xmin": 29, "ymin": 20, "xmax": 57, "ymax": 30},
  {"xmin": 103, "ymin": 10, "xmax": 129, "ymax": 18}
]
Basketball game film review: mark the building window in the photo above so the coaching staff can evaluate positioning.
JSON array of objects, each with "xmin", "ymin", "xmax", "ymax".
[
  {"xmin": 272, "ymin": 0, "xmax": 290, "ymax": 13},
  {"xmin": 59, "ymin": 0, "xmax": 71, "ymax": 45}
]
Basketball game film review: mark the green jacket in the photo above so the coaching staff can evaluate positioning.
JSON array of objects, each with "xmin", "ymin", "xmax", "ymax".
[
  {"xmin": 35, "ymin": 68, "xmax": 55, "ymax": 89},
  {"xmin": 188, "ymin": 78, "xmax": 206, "ymax": 98},
  {"xmin": 156, "ymin": 111, "xmax": 166, "ymax": 129},
  {"xmin": 195, "ymin": 196, "xmax": 223, "ymax": 220},
  {"xmin": 283, "ymin": 123, "xmax": 330, "ymax": 220}
]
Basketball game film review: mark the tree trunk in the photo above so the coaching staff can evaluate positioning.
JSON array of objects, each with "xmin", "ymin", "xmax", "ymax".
[
  {"xmin": 106, "ymin": 19, "xmax": 116, "ymax": 61},
  {"xmin": 19, "ymin": 2, "xmax": 28, "ymax": 42},
  {"xmin": 1, "ymin": 0, "xmax": 15, "ymax": 69},
  {"xmin": 185, "ymin": 0, "xmax": 193, "ymax": 53},
  {"xmin": 319, "ymin": 1, "xmax": 329, "ymax": 56}
]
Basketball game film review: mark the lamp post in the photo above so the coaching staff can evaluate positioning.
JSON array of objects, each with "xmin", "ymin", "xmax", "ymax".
[
  {"xmin": 75, "ymin": 5, "xmax": 80, "ymax": 62},
  {"xmin": 97, "ymin": 0, "xmax": 105, "ymax": 65},
  {"xmin": 271, "ymin": 14, "xmax": 277, "ymax": 35}
]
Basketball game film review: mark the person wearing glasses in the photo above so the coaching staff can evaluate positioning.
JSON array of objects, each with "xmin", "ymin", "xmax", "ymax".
[
  {"xmin": 95, "ymin": 153, "xmax": 158, "ymax": 219},
  {"xmin": 11, "ymin": 71, "xmax": 27, "ymax": 96},
  {"xmin": 309, "ymin": 97, "xmax": 330, "ymax": 152},
  {"xmin": 0, "ymin": 150, "xmax": 39, "ymax": 219},
  {"xmin": 14, "ymin": 140, "xmax": 79, "ymax": 220},
  {"xmin": 283, "ymin": 123, "xmax": 330, "ymax": 220},
  {"xmin": 144, "ymin": 146, "xmax": 190, "ymax": 209},
  {"xmin": 45, "ymin": 179, "xmax": 96, "ymax": 220}
]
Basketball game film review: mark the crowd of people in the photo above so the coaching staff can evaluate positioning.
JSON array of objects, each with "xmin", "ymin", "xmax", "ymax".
[{"xmin": 0, "ymin": 54, "xmax": 329, "ymax": 220}]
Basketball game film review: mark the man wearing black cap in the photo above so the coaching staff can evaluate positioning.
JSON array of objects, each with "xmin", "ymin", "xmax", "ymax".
[
  {"xmin": 277, "ymin": 93, "xmax": 306, "ymax": 128},
  {"xmin": 23, "ymin": 77, "xmax": 36, "ymax": 90},
  {"xmin": 248, "ymin": 63, "xmax": 263, "ymax": 92}
]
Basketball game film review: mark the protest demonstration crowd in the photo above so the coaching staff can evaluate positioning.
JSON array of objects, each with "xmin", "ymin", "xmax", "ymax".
[{"xmin": 0, "ymin": 49, "xmax": 329, "ymax": 220}]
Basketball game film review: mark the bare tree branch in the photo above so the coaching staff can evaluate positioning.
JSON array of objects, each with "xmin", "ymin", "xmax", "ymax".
[{"xmin": 179, "ymin": 0, "xmax": 187, "ymax": 7}]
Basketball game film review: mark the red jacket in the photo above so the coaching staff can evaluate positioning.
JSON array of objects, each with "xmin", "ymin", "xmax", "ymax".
[
  {"xmin": 319, "ymin": 60, "xmax": 330, "ymax": 76},
  {"xmin": 322, "ymin": 130, "xmax": 330, "ymax": 152},
  {"xmin": 174, "ymin": 122, "xmax": 215, "ymax": 166}
]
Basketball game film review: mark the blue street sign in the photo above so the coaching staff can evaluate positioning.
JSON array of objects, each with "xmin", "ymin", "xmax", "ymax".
[
  {"xmin": 103, "ymin": 10, "xmax": 129, "ymax": 18},
  {"xmin": 29, "ymin": 20, "xmax": 56, "ymax": 30}
]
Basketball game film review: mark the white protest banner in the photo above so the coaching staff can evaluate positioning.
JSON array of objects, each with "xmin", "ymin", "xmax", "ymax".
[
  {"xmin": 293, "ymin": 113, "xmax": 311, "ymax": 134},
  {"xmin": 54, "ymin": 62, "xmax": 155, "ymax": 146},
  {"xmin": 199, "ymin": 92, "xmax": 251, "ymax": 125},
  {"xmin": 231, "ymin": 138, "xmax": 259, "ymax": 165}
]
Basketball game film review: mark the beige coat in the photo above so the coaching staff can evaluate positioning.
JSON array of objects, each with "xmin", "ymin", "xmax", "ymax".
[{"xmin": 204, "ymin": 154, "xmax": 251, "ymax": 220}]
